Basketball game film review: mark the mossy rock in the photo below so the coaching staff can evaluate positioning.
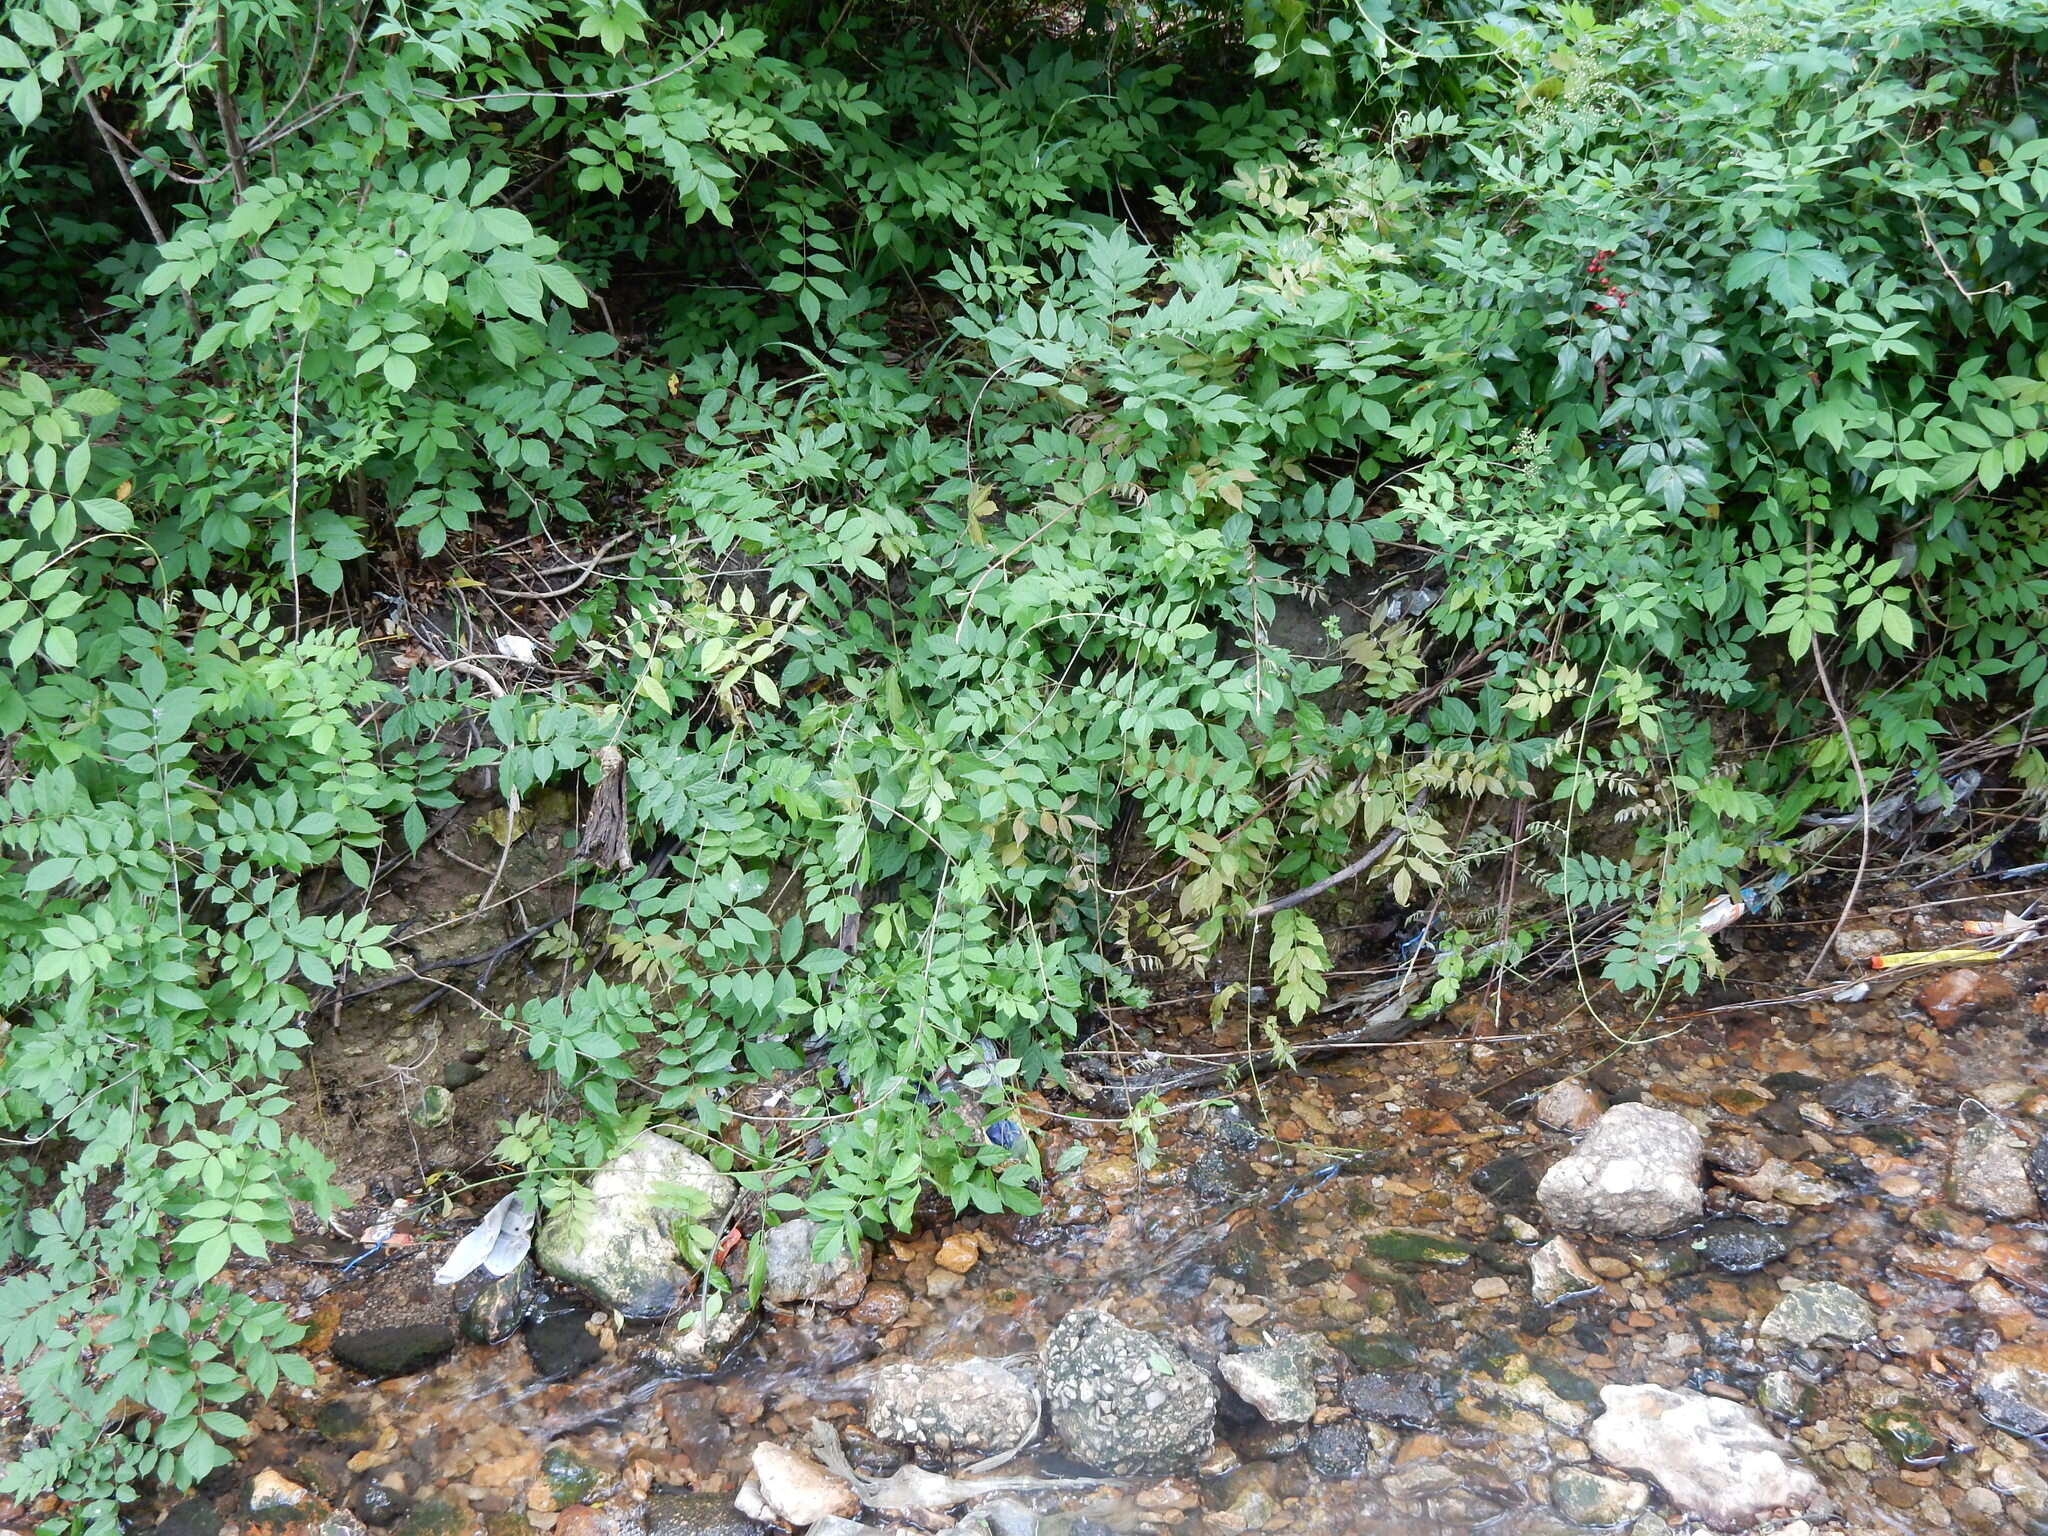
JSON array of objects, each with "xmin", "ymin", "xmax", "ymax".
[{"xmin": 1364, "ymin": 1229, "xmax": 1476, "ymax": 1266}]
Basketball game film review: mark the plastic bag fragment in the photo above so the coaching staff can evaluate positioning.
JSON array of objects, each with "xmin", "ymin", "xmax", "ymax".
[{"xmin": 434, "ymin": 1192, "xmax": 533, "ymax": 1285}]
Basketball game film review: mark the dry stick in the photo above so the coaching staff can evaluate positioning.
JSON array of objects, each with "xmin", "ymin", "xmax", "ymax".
[
  {"xmin": 1806, "ymin": 636, "xmax": 1874, "ymax": 982},
  {"xmin": 71, "ymin": 67, "xmax": 169, "ymax": 244},
  {"xmin": 211, "ymin": 13, "xmax": 251, "ymax": 197},
  {"xmin": 1247, "ymin": 795, "xmax": 1427, "ymax": 919}
]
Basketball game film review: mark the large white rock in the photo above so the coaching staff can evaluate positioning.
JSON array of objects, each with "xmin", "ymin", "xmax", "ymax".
[
  {"xmin": 737, "ymin": 1442, "xmax": 859, "ymax": 1526},
  {"xmin": 1586, "ymin": 1383, "xmax": 1824, "ymax": 1531},
  {"xmin": 867, "ymin": 1359, "xmax": 1041, "ymax": 1453},
  {"xmin": 534, "ymin": 1131, "xmax": 736, "ymax": 1317},
  {"xmin": 1537, "ymin": 1103, "xmax": 1703, "ymax": 1236}
]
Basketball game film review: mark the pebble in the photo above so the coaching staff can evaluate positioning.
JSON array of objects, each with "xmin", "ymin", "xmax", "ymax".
[
  {"xmin": 1758, "ymin": 1282, "xmax": 1877, "ymax": 1349},
  {"xmin": 1835, "ymin": 926, "xmax": 1904, "ymax": 966},
  {"xmin": 1551, "ymin": 1465, "xmax": 1650, "ymax": 1527},
  {"xmin": 1531, "ymin": 1237, "xmax": 1601, "ymax": 1305},
  {"xmin": 1948, "ymin": 1106, "xmax": 2039, "ymax": 1219},
  {"xmin": 1535, "ymin": 1080, "xmax": 1605, "ymax": 1134},
  {"xmin": 1341, "ymin": 1370, "xmax": 1438, "ymax": 1429},
  {"xmin": 1916, "ymin": 967, "xmax": 2016, "ymax": 1030},
  {"xmin": 933, "ymin": 1234, "xmax": 981, "ymax": 1273},
  {"xmin": 1697, "ymin": 1218, "xmax": 1788, "ymax": 1274},
  {"xmin": 1472, "ymin": 1276, "xmax": 1511, "ymax": 1300},
  {"xmin": 1972, "ymin": 1346, "xmax": 2048, "ymax": 1436}
]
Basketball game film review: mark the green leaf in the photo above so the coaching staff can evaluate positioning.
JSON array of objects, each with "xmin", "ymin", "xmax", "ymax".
[
  {"xmin": 6, "ymin": 73, "xmax": 40, "ymax": 130},
  {"xmin": 81, "ymin": 498, "xmax": 134, "ymax": 532},
  {"xmin": 8, "ymin": 616, "xmax": 42, "ymax": 667},
  {"xmin": 336, "ymin": 250, "xmax": 377, "ymax": 296}
]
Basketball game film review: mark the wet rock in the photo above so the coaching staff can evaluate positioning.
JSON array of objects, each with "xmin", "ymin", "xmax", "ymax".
[
  {"xmin": 524, "ymin": 1301, "xmax": 604, "ymax": 1382},
  {"xmin": 1340, "ymin": 1368, "xmax": 1438, "ymax": 1428},
  {"xmin": 312, "ymin": 1400, "xmax": 378, "ymax": 1453},
  {"xmin": 534, "ymin": 1130, "xmax": 737, "ymax": 1318},
  {"xmin": 1530, "ymin": 1236, "xmax": 1601, "ymax": 1305},
  {"xmin": 1218, "ymin": 1337, "xmax": 1320, "ymax": 1425},
  {"xmin": 159, "ymin": 1498, "xmax": 224, "ymax": 1536},
  {"xmin": 736, "ymin": 1442, "xmax": 857, "ymax": 1526},
  {"xmin": 866, "ymin": 1359, "xmax": 1040, "ymax": 1453},
  {"xmin": 1536, "ymin": 1103, "xmax": 1704, "ymax": 1237},
  {"xmin": 648, "ymin": 1300, "xmax": 756, "ymax": 1376},
  {"xmin": 1758, "ymin": 1281, "xmax": 1876, "ymax": 1348},
  {"xmin": 1973, "ymin": 1346, "xmax": 2048, "ymax": 1436},
  {"xmin": 1918, "ymin": 967, "xmax": 2016, "ymax": 1029},
  {"xmin": 1586, "ymin": 1384, "xmax": 1823, "ymax": 1531},
  {"xmin": 977, "ymin": 1500, "xmax": 1042, "ymax": 1536},
  {"xmin": 1818, "ymin": 1073, "xmax": 1909, "ymax": 1123},
  {"xmin": 1756, "ymin": 1371, "xmax": 1814, "ymax": 1423},
  {"xmin": 348, "ymin": 1479, "xmax": 411, "ymax": 1529},
  {"xmin": 1303, "ymin": 1420, "xmax": 1396, "ymax": 1480},
  {"xmin": 1698, "ymin": 1218, "xmax": 1787, "ymax": 1274},
  {"xmin": 388, "ymin": 1498, "xmax": 470, "ymax": 1536},
  {"xmin": 2032, "ymin": 1137, "xmax": 2048, "ymax": 1209},
  {"xmin": 1042, "ymin": 1307, "xmax": 1217, "ymax": 1474},
  {"xmin": 459, "ymin": 1262, "xmax": 533, "ymax": 1345},
  {"xmin": 1535, "ymin": 1080, "xmax": 1604, "ymax": 1134},
  {"xmin": 1948, "ymin": 1107, "xmax": 2038, "ymax": 1220},
  {"xmin": 1478, "ymin": 1353, "xmax": 1595, "ymax": 1432},
  {"xmin": 245, "ymin": 1469, "xmax": 316, "ymax": 1518},
  {"xmin": 1186, "ymin": 1149, "xmax": 1259, "ymax": 1202},
  {"xmin": 1362, "ymin": 1228, "xmax": 1474, "ymax": 1265},
  {"xmin": 540, "ymin": 1447, "xmax": 601, "ymax": 1507},
  {"xmin": 1834, "ymin": 926, "xmax": 1903, "ymax": 967},
  {"xmin": 933, "ymin": 1233, "xmax": 980, "ymax": 1274},
  {"xmin": 1867, "ymin": 1406, "xmax": 1948, "ymax": 1467},
  {"xmin": 330, "ymin": 1324, "xmax": 457, "ymax": 1381},
  {"xmin": 850, "ymin": 1283, "xmax": 911, "ymax": 1329},
  {"xmin": 1703, "ymin": 1131, "xmax": 1765, "ymax": 1176},
  {"xmin": 762, "ymin": 1218, "xmax": 869, "ymax": 1305},
  {"xmin": 1471, "ymin": 1153, "xmax": 1538, "ymax": 1206},
  {"xmin": 639, "ymin": 1492, "xmax": 766, "ymax": 1536},
  {"xmin": 1551, "ymin": 1466, "xmax": 1649, "ymax": 1527},
  {"xmin": 1633, "ymin": 1240, "xmax": 1701, "ymax": 1285},
  {"xmin": 1718, "ymin": 1158, "xmax": 1844, "ymax": 1208}
]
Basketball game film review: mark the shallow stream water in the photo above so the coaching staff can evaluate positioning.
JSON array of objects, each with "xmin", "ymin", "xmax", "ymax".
[{"xmin": 151, "ymin": 881, "xmax": 2048, "ymax": 1536}]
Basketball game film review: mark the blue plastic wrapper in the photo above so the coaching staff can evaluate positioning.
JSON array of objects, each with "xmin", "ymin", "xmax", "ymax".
[{"xmin": 984, "ymin": 1118, "xmax": 1023, "ymax": 1149}]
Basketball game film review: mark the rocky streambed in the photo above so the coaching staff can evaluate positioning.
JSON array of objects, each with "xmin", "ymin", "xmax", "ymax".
[{"xmin": 126, "ymin": 899, "xmax": 2048, "ymax": 1536}]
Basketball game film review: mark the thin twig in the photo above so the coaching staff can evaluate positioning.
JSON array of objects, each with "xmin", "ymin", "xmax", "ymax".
[
  {"xmin": 1247, "ymin": 794, "xmax": 1427, "ymax": 919},
  {"xmin": 70, "ymin": 66, "xmax": 169, "ymax": 244},
  {"xmin": 483, "ymin": 531, "xmax": 638, "ymax": 600},
  {"xmin": 1807, "ymin": 636, "xmax": 1873, "ymax": 981}
]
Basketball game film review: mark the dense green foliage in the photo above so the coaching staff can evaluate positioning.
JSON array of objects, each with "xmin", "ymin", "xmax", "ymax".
[{"xmin": 0, "ymin": 0, "xmax": 2044, "ymax": 1524}]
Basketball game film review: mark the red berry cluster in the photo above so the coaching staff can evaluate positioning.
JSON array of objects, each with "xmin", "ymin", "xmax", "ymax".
[{"xmin": 1586, "ymin": 249, "xmax": 1629, "ymax": 310}]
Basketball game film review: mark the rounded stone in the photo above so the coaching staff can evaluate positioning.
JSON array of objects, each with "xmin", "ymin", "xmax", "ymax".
[{"xmin": 1041, "ymin": 1308, "xmax": 1217, "ymax": 1474}]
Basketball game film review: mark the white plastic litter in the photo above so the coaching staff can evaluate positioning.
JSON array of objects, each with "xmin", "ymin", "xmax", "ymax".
[
  {"xmin": 493, "ymin": 634, "xmax": 540, "ymax": 665},
  {"xmin": 433, "ymin": 1192, "xmax": 534, "ymax": 1285}
]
